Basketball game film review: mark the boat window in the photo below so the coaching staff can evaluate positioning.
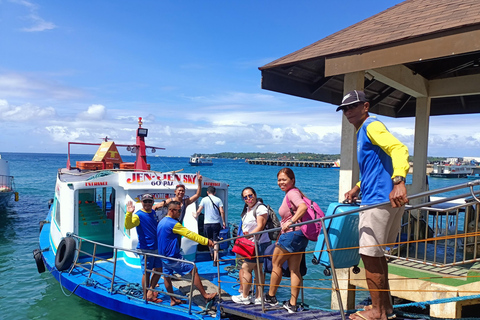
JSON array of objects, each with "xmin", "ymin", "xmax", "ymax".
[
  {"xmin": 122, "ymin": 204, "xmax": 130, "ymax": 237},
  {"xmin": 55, "ymin": 197, "xmax": 61, "ymax": 226}
]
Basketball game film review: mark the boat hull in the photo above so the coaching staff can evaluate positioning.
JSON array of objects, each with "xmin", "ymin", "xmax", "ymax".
[
  {"xmin": 188, "ymin": 162, "xmax": 213, "ymax": 166},
  {"xmin": 0, "ymin": 191, "xmax": 13, "ymax": 207}
]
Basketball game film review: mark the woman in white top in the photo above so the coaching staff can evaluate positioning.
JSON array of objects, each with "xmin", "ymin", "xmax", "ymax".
[{"xmin": 232, "ymin": 187, "xmax": 271, "ymax": 305}]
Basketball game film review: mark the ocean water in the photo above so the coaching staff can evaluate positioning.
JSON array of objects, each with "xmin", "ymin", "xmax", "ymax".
[{"xmin": 0, "ymin": 152, "xmax": 473, "ymax": 320}]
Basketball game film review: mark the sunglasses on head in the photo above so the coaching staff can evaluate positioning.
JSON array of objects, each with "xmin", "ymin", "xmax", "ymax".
[
  {"xmin": 243, "ymin": 194, "xmax": 254, "ymax": 200},
  {"xmin": 143, "ymin": 200, "xmax": 153, "ymax": 204}
]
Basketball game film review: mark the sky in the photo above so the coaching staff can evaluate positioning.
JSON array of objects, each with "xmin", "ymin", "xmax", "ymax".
[{"xmin": 1, "ymin": 0, "xmax": 479, "ymax": 158}]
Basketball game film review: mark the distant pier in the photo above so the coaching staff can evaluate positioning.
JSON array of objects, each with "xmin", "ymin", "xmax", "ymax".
[
  {"xmin": 246, "ymin": 160, "xmax": 434, "ymax": 173},
  {"xmin": 246, "ymin": 159, "xmax": 337, "ymax": 168}
]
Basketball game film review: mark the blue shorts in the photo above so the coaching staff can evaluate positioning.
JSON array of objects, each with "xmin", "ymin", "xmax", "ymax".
[
  {"xmin": 139, "ymin": 249, "xmax": 162, "ymax": 272},
  {"xmin": 276, "ymin": 230, "xmax": 308, "ymax": 253},
  {"xmin": 245, "ymin": 241, "xmax": 271, "ymax": 263},
  {"xmin": 162, "ymin": 258, "xmax": 194, "ymax": 276}
]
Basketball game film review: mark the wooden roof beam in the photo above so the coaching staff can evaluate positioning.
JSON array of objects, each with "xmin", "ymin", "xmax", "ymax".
[
  {"xmin": 367, "ymin": 65, "xmax": 428, "ymax": 98},
  {"xmin": 429, "ymin": 74, "xmax": 480, "ymax": 98},
  {"xmin": 324, "ymin": 28, "xmax": 480, "ymax": 78}
]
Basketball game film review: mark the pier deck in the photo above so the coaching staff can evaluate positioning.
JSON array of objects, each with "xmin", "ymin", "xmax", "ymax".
[{"xmin": 221, "ymin": 300, "xmax": 426, "ymax": 320}]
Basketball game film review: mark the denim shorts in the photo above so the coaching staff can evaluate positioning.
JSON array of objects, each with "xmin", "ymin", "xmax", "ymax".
[
  {"xmin": 139, "ymin": 249, "xmax": 162, "ymax": 272},
  {"xmin": 276, "ymin": 230, "xmax": 308, "ymax": 253},
  {"xmin": 245, "ymin": 241, "xmax": 271, "ymax": 263},
  {"xmin": 162, "ymin": 258, "xmax": 194, "ymax": 276}
]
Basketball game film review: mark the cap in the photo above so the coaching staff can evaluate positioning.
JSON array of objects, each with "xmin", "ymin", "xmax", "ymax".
[
  {"xmin": 141, "ymin": 194, "xmax": 154, "ymax": 202},
  {"xmin": 336, "ymin": 90, "xmax": 367, "ymax": 112}
]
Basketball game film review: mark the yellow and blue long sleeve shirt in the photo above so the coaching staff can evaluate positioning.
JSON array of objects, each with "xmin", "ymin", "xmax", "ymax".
[
  {"xmin": 157, "ymin": 216, "xmax": 208, "ymax": 259},
  {"xmin": 125, "ymin": 209, "xmax": 158, "ymax": 250},
  {"xmin": 356, "ymin": 117, "xmax": 409, "ymax": 205}
]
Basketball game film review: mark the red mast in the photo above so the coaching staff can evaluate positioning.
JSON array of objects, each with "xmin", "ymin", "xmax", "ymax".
[{"xmin": 134, "ymin": 117, "xmax": 149, "ymax": 170}]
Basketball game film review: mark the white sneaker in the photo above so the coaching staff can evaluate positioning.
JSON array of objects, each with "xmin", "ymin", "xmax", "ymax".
[
  {"xmin": 232, "ymin": 294, "xmax": 252, "ymax": 305},
  {"xmin": 252, "ymin": 297, "xmax": 262, "ymax": 305}
]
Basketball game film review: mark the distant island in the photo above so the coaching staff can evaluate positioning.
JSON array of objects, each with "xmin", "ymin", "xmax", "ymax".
[{"xmin": 193, "ymin": 152, "xmax": 451, "ymax": 163}]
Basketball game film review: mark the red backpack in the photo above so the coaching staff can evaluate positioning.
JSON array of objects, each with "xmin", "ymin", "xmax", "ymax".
[{"xmin": 286, "ymin": 189, "xmax": 324, "ymax": 241}]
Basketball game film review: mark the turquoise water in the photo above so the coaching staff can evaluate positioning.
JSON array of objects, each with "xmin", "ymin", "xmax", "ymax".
[{"xmin": 0, "ymin": 152, "xmax": 473, "ymax": 320}]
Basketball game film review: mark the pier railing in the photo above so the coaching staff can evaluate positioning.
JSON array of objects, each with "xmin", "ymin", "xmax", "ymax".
[
  {"xmin": 387, "ymin": 186, "xmax": 480, "ymax": 267},
  {"xmin": 215, "ymin": 179, "xmax": 480, "ymax": 320}
]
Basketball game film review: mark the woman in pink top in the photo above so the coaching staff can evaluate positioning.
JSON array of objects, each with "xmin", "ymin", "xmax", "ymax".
[{"xmin": 264, "ymin": 168, "xmax": 308, "ymax": 313}]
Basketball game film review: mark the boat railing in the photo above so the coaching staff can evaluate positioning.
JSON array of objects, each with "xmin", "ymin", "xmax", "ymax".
[
  {"xmin": 214, "ymin": 179, "xmax": 480, "ymax": 320},
  {"xmin": 0, "ymin": 174, "xmax": 14, "ymax": 191},
  {"xmin": 66, "ymin": 233, "xmax": 197, "ymax": 315}
]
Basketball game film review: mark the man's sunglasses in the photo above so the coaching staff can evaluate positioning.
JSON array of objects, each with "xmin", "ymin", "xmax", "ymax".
[
  {"xmin": 142, "ymin": 200, "xmax": 154, "ymax": 204},
  {"xmin": 342, "ymin": 102, "xmax": 364, "ymax": 111},
  {"xmin": 243, "ymin": 194, "xmax": 254, "ymax": 200}
]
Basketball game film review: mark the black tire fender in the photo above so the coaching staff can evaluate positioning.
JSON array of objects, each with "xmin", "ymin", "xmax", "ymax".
[
  {"xmin": 33, "ymin": 249, "xmax": 46, "ymax": 274},
  {"xmin": 55, "ymin": 237, "xmax": 76, "ymax": 271}
]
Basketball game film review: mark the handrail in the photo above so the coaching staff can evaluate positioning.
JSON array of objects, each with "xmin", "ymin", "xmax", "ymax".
[
  {"xmin": 216, "ymin": 180, "xmax": 480, "ymax": 248},
  {"xmin": 66, "ymin": 233, "xmax": 197, "ymax": 314},
  {"xmin": 214, "ymin": 180, "xmax": 480, "ymax": 320}
]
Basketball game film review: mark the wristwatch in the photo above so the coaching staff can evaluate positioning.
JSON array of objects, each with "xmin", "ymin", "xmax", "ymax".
[{"xmin": 393, "ymin": 176, "xmax": 406, "ymax": 185}]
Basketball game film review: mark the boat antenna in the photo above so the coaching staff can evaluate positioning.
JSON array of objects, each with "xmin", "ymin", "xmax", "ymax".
[{"xmin": 134, "ymin": 117, "xmax": 149, "ymax": 170}]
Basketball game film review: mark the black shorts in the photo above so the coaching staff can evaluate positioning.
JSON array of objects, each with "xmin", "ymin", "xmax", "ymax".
[{"xmin": 204, "ymin": 223, "xmax": 221, "ymax": 241}]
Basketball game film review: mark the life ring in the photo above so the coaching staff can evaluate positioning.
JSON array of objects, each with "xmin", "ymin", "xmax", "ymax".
[
  {"xmin": 55, "ymin": 237, "xmax": 76, "ymax": 271},
  {"xmin": 33, "ymin": 249, "xmax": 46, "ymax": 273}
]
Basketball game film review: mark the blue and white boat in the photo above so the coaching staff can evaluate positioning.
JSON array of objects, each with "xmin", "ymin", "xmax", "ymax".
[
  {"xmin": 189, "ymin": 155, "xmax": 213, "ymax": 166},
  {"xmin": 35, "ymin": 118, "xmax": 236, "ymax": 320}
]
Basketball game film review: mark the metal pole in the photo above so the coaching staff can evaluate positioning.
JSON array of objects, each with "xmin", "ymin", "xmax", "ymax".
[{"xmin": 320, "ymin": 218, "xmax": 346, "ymax": 320}]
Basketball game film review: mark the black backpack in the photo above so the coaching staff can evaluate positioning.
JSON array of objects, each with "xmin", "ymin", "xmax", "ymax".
[{"xmin": 254, "ymin": 204, "xmax": 281, "ymax": 241}]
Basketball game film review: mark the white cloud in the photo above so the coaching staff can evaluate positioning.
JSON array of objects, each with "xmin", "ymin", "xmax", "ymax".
[
  {"xmin": 77, "ymin": 104, "xmax": 106, "ymax": 121},
  {"xmin": 0, "ymin": 73, "xmax": 84, "ymax": 100},
  {"xmin": 0, "ymin": 99, "xmax": 56, "ymax": 121},
  {"xmin": 11, "ymin": 0, "xmax": 57, "ymax": 32}
]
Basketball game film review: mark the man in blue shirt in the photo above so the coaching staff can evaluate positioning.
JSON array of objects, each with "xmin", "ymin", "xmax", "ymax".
[
  {"xmin": 125, "ymin": 194, "xmax": 162, "ymax": 303},
  {"xmin": 195, "ymin": 186, "xmax": 225, "ymax": 266},
  {"xmin": 158, "ymin": 201, "xmax": 217, "ymax": 305},
  {"xmin": 337, "ymin": 90, "xmax": 409, "ymax": 320}
]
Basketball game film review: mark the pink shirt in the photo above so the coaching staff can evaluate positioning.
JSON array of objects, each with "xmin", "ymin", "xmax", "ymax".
[{"xmin": 278, "ymin": 188, "xmax": 305, "ymax": 233}]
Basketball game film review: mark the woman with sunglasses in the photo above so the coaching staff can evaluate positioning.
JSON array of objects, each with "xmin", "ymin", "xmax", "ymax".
[
  {"xmin": 232, "ymin": 187, "xmax": 271, "ymax": 305},
  {"xmin": 264, "ymin": 168, "xmax": 308, "ymax": 313}
]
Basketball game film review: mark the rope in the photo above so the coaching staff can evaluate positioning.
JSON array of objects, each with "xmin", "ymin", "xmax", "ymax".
[{"xmin": 86, "ymin": 170, "xmax": 114, "ymax": 180}]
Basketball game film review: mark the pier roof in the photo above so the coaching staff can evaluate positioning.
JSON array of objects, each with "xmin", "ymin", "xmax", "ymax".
[{"xmin": 260, "ymin": 0, "xmax": 480, "ymax": 118}]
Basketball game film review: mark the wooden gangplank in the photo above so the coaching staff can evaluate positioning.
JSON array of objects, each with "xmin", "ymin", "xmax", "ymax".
[
  {"xmin": 221, "ymin": 301, "xmax": 427, "ymax": 320},
  {"xmin": 221, "ymin": 301, "xmax": 345, "ymax": 320}
]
